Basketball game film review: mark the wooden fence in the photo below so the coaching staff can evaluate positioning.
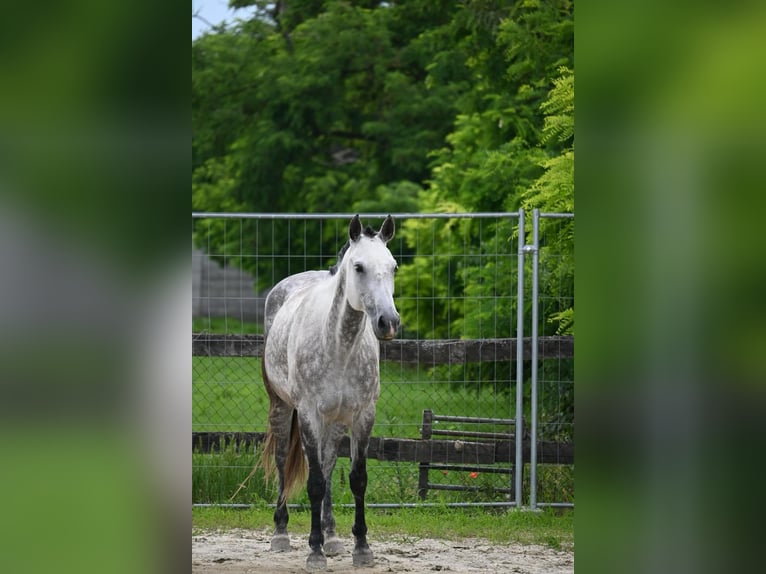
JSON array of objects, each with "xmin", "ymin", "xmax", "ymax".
[
  {"xmin": 192, "ymin": 333, "xmax": 574, "ymax": 364},
  {"xmin": 192, "ymin": 334, "xmax": 574, "ymax": 468}
]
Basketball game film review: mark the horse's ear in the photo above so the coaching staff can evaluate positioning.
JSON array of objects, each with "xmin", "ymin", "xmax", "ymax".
[
  {"xmin": 379, "ymin": 215, "xmax": 395, "ymax": 243},
  {"xmin": 349, "ymin": 214, "xmax": 362, "ymax": 242}
]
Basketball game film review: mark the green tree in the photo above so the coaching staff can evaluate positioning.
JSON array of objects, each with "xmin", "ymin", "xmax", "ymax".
[
  {"xmin": 192, "ymin": 1, "xmax": 574, "ymax": 327},
  {"xmin": 396, "ymin": 0, "xmax": 574, "ymax": 340},
  {"xmin": 193, "ymin": 1, "xmax": 469, "ymax": 286},
  {"xmin": 521, "ymin": 66, "xmax": 574, "ymax": 336}
]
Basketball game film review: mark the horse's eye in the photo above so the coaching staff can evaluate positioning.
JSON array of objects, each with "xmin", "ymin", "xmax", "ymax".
[
  {"xmin": 354, "ymin": 263, "xmax": 364, "ymax": 273},
  {"xmin": 394, "ymin": 265, "xmax": 399, "ymax": 273}
]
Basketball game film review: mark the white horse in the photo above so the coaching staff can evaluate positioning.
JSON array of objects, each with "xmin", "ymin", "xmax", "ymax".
[{"xmin": 261, "ymin": 215, "xmax": 399, "ymax": 570}]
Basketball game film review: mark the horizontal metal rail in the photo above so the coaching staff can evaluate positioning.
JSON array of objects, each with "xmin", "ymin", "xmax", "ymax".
[
  {"xmin": 425, "ymin": 464, "xmax": 514, "ymax": 475},
  {"xmin": 192, "ymin": 212, "xmax": 521, "ymax": 220},
  {"xmin": 430, "ymin": 414, "xmax": 515, "ymax": 425},
  {"xmin": 193, "ymin": 211, "xmax": 573, "ymax": 220},
  {"xmin": 430, "ymin": 429, "xmax": 515, "ymax": 440},
  {"xmin": 426, "ymin": 483, "xmax": 514, "ymax": 494}
]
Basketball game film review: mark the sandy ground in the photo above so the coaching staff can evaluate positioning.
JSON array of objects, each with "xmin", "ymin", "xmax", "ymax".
[{"xmin": 192, "ymin": 529, "xmax": 574, "ymax": 574}]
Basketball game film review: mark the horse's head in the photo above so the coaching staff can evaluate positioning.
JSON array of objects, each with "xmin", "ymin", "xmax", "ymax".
[{"xmin": 344, "ymin": 215, "xmax": 400, "ymax": 340}]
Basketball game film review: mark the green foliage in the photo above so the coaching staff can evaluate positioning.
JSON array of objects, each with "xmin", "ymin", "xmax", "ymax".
[
  {"xmin": 549, "ymin": 308, "xmax": 574, "ymax": 336},
  {"xmin": 193, "ymin": 1, "xmax": 472, "ymax": 283},
  {"xmin": 351, "ymin": 180, "xmax": 421, "ymax": 214},
  {"xmin": 192, "ymin": 1, "xmax": 574, "ymax": 227},
  {"xmin": 394, "ymin": 0, "xmax": 573, "ymax": 341},
  {"xmin": 521, "ymin": 66, "xmax": 575, "ymax": 336},
  {"xmin": 539, "ymin": 66, "xmax": 575, "ymax": 145}
]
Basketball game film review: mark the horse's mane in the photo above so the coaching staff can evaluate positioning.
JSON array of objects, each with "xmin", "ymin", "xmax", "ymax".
[{"xmin": 329, "ymin": 226, "xmax": 377, "ymax": 275}]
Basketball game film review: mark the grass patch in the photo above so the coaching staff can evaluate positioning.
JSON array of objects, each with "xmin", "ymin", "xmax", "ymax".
[
  {"xmin": 192, "ymin": 506, "xmax": 574, "ymax": 550},
  {"xmin": 193, "ymin": 317, "xmax": 263, "ymax": 334},
  {"xmin": 193, "ymin": 357, "xmax": 517, "ymax": 436}
]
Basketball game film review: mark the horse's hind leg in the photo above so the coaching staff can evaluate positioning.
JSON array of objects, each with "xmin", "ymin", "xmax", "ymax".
[
  {"xmin": 350, "ymin": 414, "xmax": 375, "ymax": 567},
  {"xmin": 320, "ymin": 424, "xmax": 347, "ymax": 557},
  {"xmin": 268, "ymin": 400, "xmax": 294, "ymax": 552}
]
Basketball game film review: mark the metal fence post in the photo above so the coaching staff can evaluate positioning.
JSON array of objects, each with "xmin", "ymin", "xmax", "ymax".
[
  {"xmin": 514, "ymin": 209, "xmax": 525, "ymax": 508},
  {"xmin": 529, "ymin": 209, "xmax": 540, "ymax": 510}
]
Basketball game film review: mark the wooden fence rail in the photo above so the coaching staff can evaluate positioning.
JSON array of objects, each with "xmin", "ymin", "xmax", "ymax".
[
  {"xmin": 192, "ymin": 333, "xmax": 574, "ymax": 364},
  {"xmin": 192, "ymin": 431, "xmax": 574, "ymax": 466}
]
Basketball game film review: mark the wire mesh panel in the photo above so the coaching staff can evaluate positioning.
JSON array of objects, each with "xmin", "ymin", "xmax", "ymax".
[
  {"xmin": 191, "ymin": 213, "xmax": 573, "ymax": 507},
  {"xmin": 530, "ymin": 212, "xmax": 575, "ymax": 507}
]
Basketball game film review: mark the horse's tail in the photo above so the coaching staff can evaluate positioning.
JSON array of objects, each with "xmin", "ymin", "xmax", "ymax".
[
  {"xmin": 275, "ymin": 409, "xmax": 307, "ymax": 503},
  {"xmin": 260, "ymin": 357, "xmax": 308, "ymax": 504},
  {"xmin": 230, "ymin": 354, "xmax": 307, "ymax": 502}
]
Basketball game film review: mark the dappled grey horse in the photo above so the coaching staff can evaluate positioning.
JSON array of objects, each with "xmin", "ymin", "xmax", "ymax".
[{"xmin": 261, "ymin": 215, "xmax": 400, "ymax": 570}]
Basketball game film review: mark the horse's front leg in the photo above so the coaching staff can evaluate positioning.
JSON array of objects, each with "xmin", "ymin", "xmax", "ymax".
[
  {"xmin": 350, "ymin": 417, "xmax": 375, "ymax": 567},
  {"xmin": 321, "ymin": 424, "xmax": 347, "ymax": 557},
  {"xmin": 299, "ymin": 417, "xmax": 327, "ymax": 570}
]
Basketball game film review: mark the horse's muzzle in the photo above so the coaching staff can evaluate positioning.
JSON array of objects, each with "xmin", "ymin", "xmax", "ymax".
[{"xmin": 374, "ymin": 312, "xmax": 400, "ymax": 340}]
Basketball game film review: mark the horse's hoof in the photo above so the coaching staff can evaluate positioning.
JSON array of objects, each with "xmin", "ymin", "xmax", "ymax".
[
  {"xmin": 270, "ymin": 533, "xmax": 291, "ymax": 552},
  {"xmin": 323, "ymin": 536, "xmax": 345, "ymax": 556},
  {"xmin": 305, "ymin": 551, "xmax": 327, "ymax": 571},
  {"xmin": 352, "ymin": 547, "xmax": 374, "ymax": 567}
]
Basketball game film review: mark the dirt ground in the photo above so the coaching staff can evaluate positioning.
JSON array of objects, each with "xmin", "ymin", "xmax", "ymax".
[{"xmin": 192, "ymin": 528, "xmax": 574, "ymax": 574}]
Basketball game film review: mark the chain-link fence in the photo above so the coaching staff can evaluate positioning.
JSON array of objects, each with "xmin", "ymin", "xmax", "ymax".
[{"xmin": 192, "ymin": 212, "xmax": 573, "ymax": 508}]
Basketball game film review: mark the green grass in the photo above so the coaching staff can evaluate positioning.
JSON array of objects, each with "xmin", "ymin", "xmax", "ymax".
[
  {"xmin": 193, "ymin": 317, "xmax": 263, "ymax": 334},
  {"xmin": 192, "ymin": 505, "xmax": 574, "ymax": 550},
  {"xmin": 193, "ymin": 357, "xmax": 516, "ymax": 436}
]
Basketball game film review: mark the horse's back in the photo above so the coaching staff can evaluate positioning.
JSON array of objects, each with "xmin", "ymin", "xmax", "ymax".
[{"xmin": 264, "ymin": 270, "xmax": 328, "ymax": 338}]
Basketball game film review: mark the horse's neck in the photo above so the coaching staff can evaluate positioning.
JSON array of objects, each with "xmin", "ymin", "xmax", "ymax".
[{"xmin": 325, "ymin": 267, "xmax": 366, "ymax": 346}]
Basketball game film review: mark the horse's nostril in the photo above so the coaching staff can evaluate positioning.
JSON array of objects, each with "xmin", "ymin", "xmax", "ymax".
[{"xmin": 378, "ymin": 316, "xmax": 387, "ymax": 330}]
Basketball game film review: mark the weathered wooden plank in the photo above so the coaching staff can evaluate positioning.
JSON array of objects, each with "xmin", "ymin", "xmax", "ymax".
[
  {"xmin": 192, "ymin": 333, "xmax": 574, "ymax": 364},
  {"xmin": 430, "ymin": 414, "xmax": 515, "ymax": 425},
  {"xmin": 192, "ymin": 432, "xmax": 573, "ymax": 465},
  {"xmin": 345, "ymin": 436, "xmax": 497, "ymax": 464},
  {"xmin": 380, "ymin": 336, "xmax": 573, "ymax": 364},
  {"xmin": 192, "ymin": 334, "xmax": 265, "ymax": 358},
  {"xmin": 493, "ymin": 439, "xmax": 575, "ymax": 465}
]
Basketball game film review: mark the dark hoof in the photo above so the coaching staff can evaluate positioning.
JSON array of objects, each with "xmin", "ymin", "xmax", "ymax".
[
  {"xmin": 352, "ymin": 547, "xmax": 374, "ymax": 567},
  {"xmin": 270, "ymin": 533, "xmax": 291, "ymax": 552},
  {"xmin": 323, "ymin": 536, "xmax": 345, "ymax": 556},
  {"xmin": 305, "ymin": 551, "xmax": 327, "ymax": 571}
]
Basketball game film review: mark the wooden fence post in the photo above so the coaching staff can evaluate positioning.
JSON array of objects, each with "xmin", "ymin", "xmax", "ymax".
[{"xmin": 418, "ymin": 409, "xmax": 434, "ymax": 500}]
